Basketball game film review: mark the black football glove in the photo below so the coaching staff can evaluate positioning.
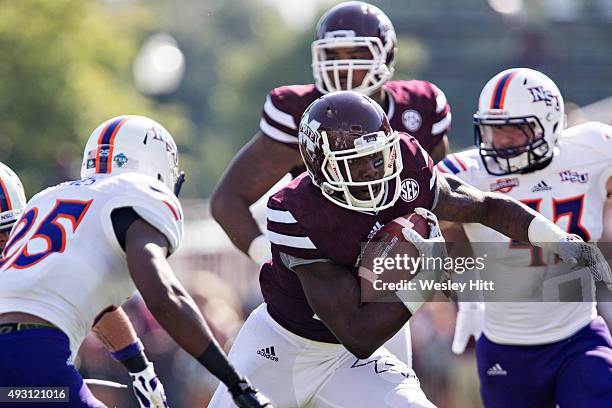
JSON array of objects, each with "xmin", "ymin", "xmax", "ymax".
[{"xmin": 228, "ymin": 378, "xmax": 273, "ymax": 408}]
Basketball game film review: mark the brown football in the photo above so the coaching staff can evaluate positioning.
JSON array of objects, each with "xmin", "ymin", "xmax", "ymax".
[{"xmin": 358, "ymin": 213, "xmax": 430, "ymax": 302}]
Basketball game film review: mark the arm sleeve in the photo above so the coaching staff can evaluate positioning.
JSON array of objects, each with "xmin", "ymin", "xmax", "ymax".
[{"xmin": 111, "ymin": 207, "xmax": 141, "ymax": 252}]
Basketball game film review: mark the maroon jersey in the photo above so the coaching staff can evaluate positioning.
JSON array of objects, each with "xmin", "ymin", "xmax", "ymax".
[
  {"xmin": 260, "ymin": 134, "xmax": 438, "ymax": 343},
  {"xmin": 259, "ymin": 80, "xmax": 451, "ymax": 155}
]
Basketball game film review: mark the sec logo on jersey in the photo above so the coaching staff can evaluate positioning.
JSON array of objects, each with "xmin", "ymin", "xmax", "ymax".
[
  {"xmin": 401, "ymin": 110, "xmax": 422, "ymax": 132},
  {"xmin": 399, "ymin": 178, "xmax": 419, "ymax": 202}
]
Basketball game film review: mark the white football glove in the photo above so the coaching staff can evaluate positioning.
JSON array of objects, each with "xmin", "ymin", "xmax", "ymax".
[
  {"xmin": 397, "ymin": 208, "xmax": 449, "ymax": 314},
  {"xmin": 451, "ymin": 302, "xmax": 485, "ymax": 354},
  {"xmin": 130, "ymin": 363, "xmax": 168, "ymax": 408},
  {"xmin": 554, "ymin": 234, "xmax": 612, "ymax": 290},
  {"xmin": 401, "ymin": 207, "xmax": 448, "ymax": 260}
]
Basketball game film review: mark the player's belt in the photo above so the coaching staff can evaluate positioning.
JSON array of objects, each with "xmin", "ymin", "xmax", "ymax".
[{"xmin": 0, "ymin": 322, "xmax": 57, "ymax": 335}]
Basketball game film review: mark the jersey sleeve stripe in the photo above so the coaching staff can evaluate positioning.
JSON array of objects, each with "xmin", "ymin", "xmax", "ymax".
[
  {"xmin": 432, "ymin": 112, "xmax": 452, "ymax": 135},
  {"xmin": 451, "ymin": 154, "xmax": 467, "ymax": 171},
  {"xmin": 441, "ymin": 157, "xmax": 460, "ymax": 174},
  {"xmin": 260, "ymin": 118, "xmax": 299, "ymax": 144},
  {"xmin": 267, "ymin": 208, "xmax": 298, "ymax": 224},
  {"xmin": 268, "ymin": 231, "xmax": 316, "ymax": 249},
  {"xmin": 434, "ymin": 87, "xmax": 448, "ymax": 113},
  {"xmin": 435, "ymin": 163, "xmax": 449, "ymax": 174},
  {"xmin": 262, "ymin": 111, "xmax": 297, "ymax": 136},
  {"xmin": 264, "ymin": 96, "xmax": 297, "ymax": 129}
]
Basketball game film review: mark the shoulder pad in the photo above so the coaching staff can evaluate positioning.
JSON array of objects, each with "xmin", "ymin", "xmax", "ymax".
[
  {"xmin": 560, "ymin": 121, "xmax": 612, "ymax": 160},
  {"xmin": 110, "ymin": 173, "xmax": 184, "ymax": 253},
  {"xmin": 436, "ymin": 149, "xmax": 480, "ymax": 181},
  {"xmin": 260, "ymin": 84, "xmax": 320, "ymax": 145}
]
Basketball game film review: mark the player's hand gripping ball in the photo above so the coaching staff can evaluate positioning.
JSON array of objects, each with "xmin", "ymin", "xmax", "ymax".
[{"xmin": 358, "ymin": 213, "xmax": 430, "ymax": 302}]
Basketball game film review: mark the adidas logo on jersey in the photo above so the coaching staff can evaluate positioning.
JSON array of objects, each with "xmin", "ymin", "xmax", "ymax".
[
  {"xmin": 257, "ymin": 346, "xmax": 279, "ymax": 362},
  {"xmin": 486, "ymin": 363, "xmax": 507, "ymax": 376},
  {"xmin": 531, "ymin": 181, "xmax": 552, "ymax": 192}
]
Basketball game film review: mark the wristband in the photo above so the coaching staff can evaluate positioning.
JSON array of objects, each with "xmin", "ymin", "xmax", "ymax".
[
  {"xmin": 395, "ymin": 290, "xmax": 426, "ymax": 315},
  {"xmin": 527, "ymin": 214, "xmax": 568, "ymax": 252},
  {"xmin": 111, "ymin": 339, "xmax": 144, "ymax": 361},
  {"xmin": 247, "ymin": 234, "xmax": 271, "ymax": 265},
  {"xmin": 197, "ymin": 341, "xmax": 241, "ymax": 388},
  {"xmin": 111, "ymin": 339, "xmax": 149, "ymax": 373}
]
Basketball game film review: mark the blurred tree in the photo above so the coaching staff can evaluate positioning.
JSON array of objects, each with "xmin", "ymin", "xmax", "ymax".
[
  {"xmin": 0, "ymin": 0, "xmax": 189, "ymax": 196},
  {"xmin": 146, "ymin": 0, "xmax": 315, "ymax": 197},
  {"xmin": 149, "ymin": 0, "xmax": 427, "ymax": 197}
]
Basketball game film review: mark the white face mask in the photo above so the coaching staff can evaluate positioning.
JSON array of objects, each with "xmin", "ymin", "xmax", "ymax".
[
  {"xmin": 319, "ymin": 130, "xmax": 403, "ymax": 212},
  {"xmin": 312, "ymin": 35, "xmax": 394, "ymax": 95},
  {"xmin": 476, "ymin": 116, "xmax": 551, "ymax": 175}
]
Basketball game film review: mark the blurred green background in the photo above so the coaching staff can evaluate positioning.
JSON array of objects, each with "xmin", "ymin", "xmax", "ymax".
[
  {"xmin": 1, "ymin": 2, "xmax": 611, "ymax": 406},
  {"xmin": 2, "ymin": 0, "xmax": 611, "ymax": 200}
]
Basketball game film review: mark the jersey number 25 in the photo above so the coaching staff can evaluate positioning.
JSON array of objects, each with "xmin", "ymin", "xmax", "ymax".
[{"xmin": 0, "ymin": 199, "xmax": 93, "ymax": 270}]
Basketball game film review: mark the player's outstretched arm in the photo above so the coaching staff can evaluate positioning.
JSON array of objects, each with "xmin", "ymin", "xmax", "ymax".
[
  {"xmin": 294, "ymin": 260, "xmax": 413, "ymax": 359},
  {"xmin": 92, "ymin": 307, "xmax": 168, "ymax": 408},
  {"xmin": 433, "ymin": 173, "xmax": 612, "ymax": 287},
  {"xmin": 210, "ymin": 132, "xmax": 301, "ymax": 261},
  {"xmin": 433, "ymin": 173, "xmax": 536, "ymax": 242},
  {"xmin": 125, "ymin": 218, "xmax": 272, "ymax": 407}
]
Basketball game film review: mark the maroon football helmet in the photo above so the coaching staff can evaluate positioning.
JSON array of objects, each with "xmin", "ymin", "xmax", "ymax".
[
  {"xmin": 312, "ymin": 1, "xmax": 397, "ymax": 95},
  {"xmin": 298, "ymin": 91, "xmax": 403, "ymax": 212}
]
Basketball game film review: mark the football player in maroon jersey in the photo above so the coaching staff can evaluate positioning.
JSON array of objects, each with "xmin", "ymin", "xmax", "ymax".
[
  {"xmin": 211, "ymin": 1, "xmax": 451, "ymax": 265},
  {"xmin": 211, "ymin": 0, "xmax": 451, "ymax": 370},
  {"xmin": 208, "ymin": 91, "xmax": 609, "ymax": 408}
]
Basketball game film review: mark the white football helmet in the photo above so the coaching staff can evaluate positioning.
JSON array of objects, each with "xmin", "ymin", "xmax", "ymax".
[
  {"xmin": 311, "ymin": 1, "xmax": 397, "ymax": 95},
  {"xmin": 474, "ymin": 68, "xmax": 564, "ymax": 175},
  {"xmin": 0, "ymin": 162, "xmax": 26, "ymax": 233},
  {"xmin": 81, "ymin": 115, "xmax": 183, "ymax": 195}
]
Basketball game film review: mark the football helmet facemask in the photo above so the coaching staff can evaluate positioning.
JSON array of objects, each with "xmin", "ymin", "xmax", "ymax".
[
  {"xmin": 0, "ymin": 162, "xmax": 26, "ymax": 234},
  {"xmin": 474, "ymin": 68, "xmax": 564, "ymax": 176},
  {"xmin": 312, "ymin": 1, "xmax": 397, "ymax": 95}
]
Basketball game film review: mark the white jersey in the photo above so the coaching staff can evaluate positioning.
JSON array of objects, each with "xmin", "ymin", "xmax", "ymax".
[
  {"xmin": 0, "ymin": 173, "xmax": 183, "ymax": 356},
  {"xmin": 438, "ymin": 122, "xmax": 612, "ymax": 345}
]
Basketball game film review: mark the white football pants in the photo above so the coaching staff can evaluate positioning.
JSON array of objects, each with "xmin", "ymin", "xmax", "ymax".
[{"xmin": 208, "ymin": 304, "xmax": 433, "ymax": 408}]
